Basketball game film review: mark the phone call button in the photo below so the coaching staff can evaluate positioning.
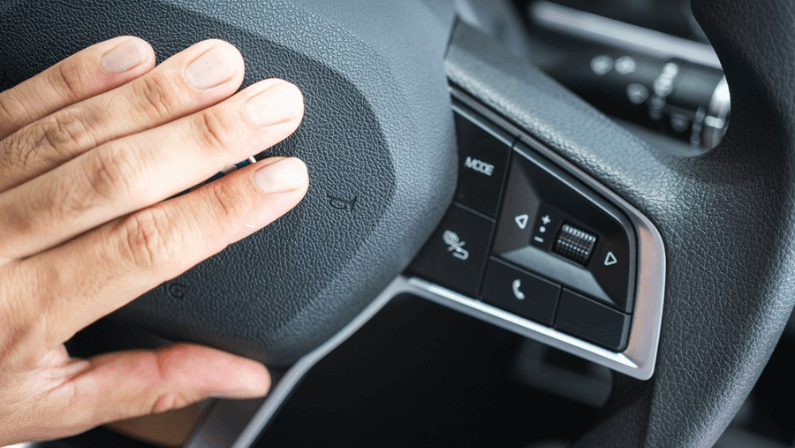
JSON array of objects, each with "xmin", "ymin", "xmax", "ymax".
[{"xmin": 480, "ymin": 258, "xmax": 561, "ymax": 326}]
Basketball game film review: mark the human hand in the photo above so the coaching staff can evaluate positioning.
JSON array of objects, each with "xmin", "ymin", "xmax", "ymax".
[{"xmin": 0, "ymin": 37, "xmax": 307, "ymax": 444}]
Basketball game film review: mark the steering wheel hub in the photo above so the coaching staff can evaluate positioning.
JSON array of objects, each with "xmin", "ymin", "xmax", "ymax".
[{"xmin": 0, "ymin": 0, "xmax": 457, "ymax": 366}]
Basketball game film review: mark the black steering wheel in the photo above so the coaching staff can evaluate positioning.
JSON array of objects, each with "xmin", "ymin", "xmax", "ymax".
[{"xmin": 2, "ymin": 0, "xmax": 794, "ymax": 447}]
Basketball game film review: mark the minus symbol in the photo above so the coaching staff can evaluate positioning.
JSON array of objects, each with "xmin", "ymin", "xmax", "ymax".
[{"xmin": 534, "ymin": 236, "xmax": 544, "ymax": 243}]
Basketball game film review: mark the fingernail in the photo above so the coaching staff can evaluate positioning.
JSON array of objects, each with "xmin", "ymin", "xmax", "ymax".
[
  {"xmin": 101, "ymin": 39, "xmax": 148, "ymax": 74},
  {"xmin": 245, "ymin": 83, "xmax": 303, "ymax": 127},
  {"xmin": 185, "ymin": 48, "xmax": 234, "ymax": 90},
  {"xmin": 253, "ymin": 158, "xmax": 308, "ymax": 194}
]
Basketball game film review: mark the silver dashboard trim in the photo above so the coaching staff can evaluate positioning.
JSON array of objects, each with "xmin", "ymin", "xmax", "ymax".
[
  {"xmin": 450, "ymin": 87, "xmax": 666, "ymax": 381},
  {"xmin": 530, "ymin": 0, "xmax": 722, "ymax": 70}
]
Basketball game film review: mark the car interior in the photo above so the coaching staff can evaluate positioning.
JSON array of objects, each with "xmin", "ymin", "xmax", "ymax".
[{"xmin": 3, "ymin": 0, "xmax": 795, "ymax": 447}]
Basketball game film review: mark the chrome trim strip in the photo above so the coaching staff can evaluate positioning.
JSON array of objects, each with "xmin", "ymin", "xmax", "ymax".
[
  {"xmin": 530, "ymin": 0, "xmax": 722, "ymax": 70},
  {"xmin": 409, "ymin": 277, "xmax": 641, "ymax": 371},
  {"xmin": 183, "ymin": 396, "xmax": 266, "ymax": 448},
  {"xmin": 449, "ymin": 87, "xmax": 666, "ymax": 380},
  {"xmin": 224, "ymin": 276, "xmax": 409, "ymax": 448}
]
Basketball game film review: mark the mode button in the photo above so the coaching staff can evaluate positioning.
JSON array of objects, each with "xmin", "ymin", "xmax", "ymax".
[{"xmin": 453, "ymin": 111, "xmax": 512, "ymax": 218}]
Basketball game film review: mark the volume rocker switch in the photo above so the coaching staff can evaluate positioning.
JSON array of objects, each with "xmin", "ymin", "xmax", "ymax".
[{"xmin": 553, "ymin": 224, "xmax": 597, "ymax": 266}]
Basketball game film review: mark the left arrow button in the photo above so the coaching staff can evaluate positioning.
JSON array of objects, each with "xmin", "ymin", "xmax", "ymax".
[{"xmin": 515, "ymin": 214, "xmax": 529, "ymax": 230}]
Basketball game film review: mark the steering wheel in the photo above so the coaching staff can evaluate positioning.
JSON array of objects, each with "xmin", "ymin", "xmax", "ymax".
[{"xmin": 2, "ymin": 0, "xmax": 794, "ymax": 447}]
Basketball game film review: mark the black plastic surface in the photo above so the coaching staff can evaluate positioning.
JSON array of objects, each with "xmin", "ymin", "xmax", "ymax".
[
  {"xmin": 257, "ymin": 293, "xmax": 601, "ymax": 448},
  {"xmin": 446, "ymin": 4, "xmax": 795, "ymax": 445},
  {"xmin": 0, "ymin": 0, "xmax": 457, "ymax": 366},
  {"xmin": 453, "ymin": 110, "xmax": 513, "ymax": 218},
  {"xmin": 480, "ymin": 257, "xmax": 560, "ymax": 326},
  {"xmin": 555, "ymin": 289, "xmax": 630, "ymax": 351},
  {"xmin": 407, "ymin": 204, "xmax": 495, "ymax": 298}
]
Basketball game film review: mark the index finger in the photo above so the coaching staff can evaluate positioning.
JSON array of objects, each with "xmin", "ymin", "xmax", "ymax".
[{"xmin": 0, "ymin": 36, "xmax": 155, "ymax": 139}]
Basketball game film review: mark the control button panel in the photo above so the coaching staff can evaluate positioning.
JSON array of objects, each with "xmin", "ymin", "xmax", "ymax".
[
  {"xmin": 406, "ymin": 93, "xmax": 665, "ymax": 379},
  {"xmin": 480, "ymin": 258, "xmax": 560, "ymax": 326},
  {"xmin": 453, "ymin": 110, "xmax": 513, "ymax": 218},
  {"xmin": 407, "ymin": 204, "xmax": 495, "ymax": 297},
  {"xmin": 405, "ymin": 96, "xmax": 665, "ymax": 379},
  {"xmin": 555, "ymin": 289, "xmax": 631, "ymax": 351},
  {"xmin": 493, "ymin": 145, "xmax": 636, "ymax": 313}
]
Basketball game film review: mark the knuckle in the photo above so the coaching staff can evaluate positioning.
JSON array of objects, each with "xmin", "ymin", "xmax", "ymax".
[
  {"xmin": 149, "ymin": 392, "xmax": 194, "ymax": 415},
  {"xmin": 146, "ymin": 349, "xmax": 200, "ymax": 413},
  {"xmin": 48, "ymin": 170, "xmax": 97, "ymax": 219},
  {"xmin": 54, "ymin": 58, "xmax": 90, "ymax": 101},
  {"xmin": 0, "ymin": 91, "xmax": 31, "ymax": 130},
  {"xmin": 117, "ymin": 209, "xmax": 174, "ymax": 271},
  {"xmin": 207, "ymin": 178, "xmax": 246, "ymax": 220},
  {"xmin": 133, "ymin": 75, "xmax": 183, "ymax": 120},
  {"xmin": 1, "ymin": 124, "xmax": 40, "ymax": 170},
  {"xmin": 0, "ymin": 92, "xmax": 15, "ymax": 123},
  {"xmin": 37, "ymin": 109, "xmax": 97, "ymax": 159},
  {"xmin": 195, "ymin": 107, "xmax": 244, "ymax": 153},
  {"xmin": 47, "ymin": 144, "xmax": 144, "ymax": 220},
  {"xmin": 84, "ymin": 144, "xmax": 143, "ymax": 202}
]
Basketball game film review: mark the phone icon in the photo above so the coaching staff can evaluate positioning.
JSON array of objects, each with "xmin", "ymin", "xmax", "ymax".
[{"xmin": 512, "ymin": 279, "xmax": 526, "ymax": 300}]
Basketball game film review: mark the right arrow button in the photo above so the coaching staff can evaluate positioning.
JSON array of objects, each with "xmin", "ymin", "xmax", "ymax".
[{"xmin": 591, "ymin": 233, "xmax": 634, "ymax": 313}]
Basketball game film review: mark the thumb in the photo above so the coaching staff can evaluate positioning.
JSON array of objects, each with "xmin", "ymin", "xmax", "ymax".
[{"xmin": 21, "ymin": 343, "xmax": 270, "ymax": 442}]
